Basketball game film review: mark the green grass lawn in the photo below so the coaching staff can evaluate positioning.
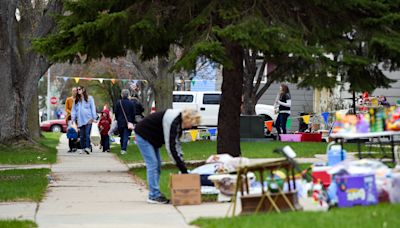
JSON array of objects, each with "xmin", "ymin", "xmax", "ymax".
[
  {"xmin": 0, "ymin": 132, "xmax": 60, "ymax": 164},
  {"xmin": 0, "ymin": 168, "xmax": 50, "ymax": 202},
  {"xmin": 192, "ymin": 203, "xmax": 400, "ymax": 228},
  {"xmin": 113, "ymin": 140, "xmax": 363, "ymax": 163},
  {"xmin": 0, "ymin": 220, "xmax": 37, "ymax": 228}
]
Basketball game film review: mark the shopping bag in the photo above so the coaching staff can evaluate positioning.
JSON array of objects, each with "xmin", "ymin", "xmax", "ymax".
[{"xmin": 90, "ymin": 123, "xmax": 101, "ymax": 146}]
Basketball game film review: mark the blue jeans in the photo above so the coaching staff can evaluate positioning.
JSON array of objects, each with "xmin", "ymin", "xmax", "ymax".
[
  {"xmin": 79, "ymin": 124, "xmax": 92, "ymax": 149},
  {"xmin": 118, "ymin": 127, "xmax": 132, "ymax": 151},
  {"xmin": 275, "ymin": 113, "xmax": 290, "ymax": 135},
  {"xmin": 136, "ymin": 134, "xmax": 162, "ymax": 199}
]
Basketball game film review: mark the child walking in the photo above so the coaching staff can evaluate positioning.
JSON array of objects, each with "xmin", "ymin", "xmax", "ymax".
[
  {"xmin": 98, "ymin": 109, "xmax": 112, "ymax": 152},
  {"xmin": 66, "ymin": 121, "xmax": 78, "ymax": 153}
]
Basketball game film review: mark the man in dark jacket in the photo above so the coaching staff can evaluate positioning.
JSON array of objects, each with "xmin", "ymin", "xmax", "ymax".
[
  {"xmin": 134, "ymin": 109, "xmax": 200, "ymax": 204},
  {"xmin": 114, "ymin": 89, "xmax": 135, "ymax": 154}
]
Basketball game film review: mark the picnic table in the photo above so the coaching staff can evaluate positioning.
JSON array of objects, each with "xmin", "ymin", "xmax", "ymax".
[{"xmin": 330, "ymin": 131, "xmax": 400, "ymax": 163}]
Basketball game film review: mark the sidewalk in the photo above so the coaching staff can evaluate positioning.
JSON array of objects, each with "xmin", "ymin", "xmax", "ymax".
[{"xmin": 35, "ymin": 134, "xmax": 188, "ymax": 228}]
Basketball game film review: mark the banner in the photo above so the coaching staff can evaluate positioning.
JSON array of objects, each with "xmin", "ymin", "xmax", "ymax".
[
  {"xmin": 189, "ymin": 130, "xmax": 199, "ymax": 141},
  {"xmin": 56, "ymin": 76, "xmax": 150, "ymax": 83},
  {"xmin": 111, "ymin": 79, "xmax": 116, "ymax": 84},
  {"xmin": 265, "ymin": 121, "xmax": 273, "ymax": 132},
  {"xmin": 98, "ymin": 78, "xmax": 104, "ymax": 83},
  {"xmin": 321, "ymin": 112, "xmax": 330, "ymax": 124},
  {"xmin": 74, "ymin": 77, "xmax": 80, "ymax": 83},
  {"xmin": 208, "ymin": 128, "xmax": 217, "ymax": 136},
  {"xmin": 302, "ymin": 115, "xmax": 310, "ymax": 124}
]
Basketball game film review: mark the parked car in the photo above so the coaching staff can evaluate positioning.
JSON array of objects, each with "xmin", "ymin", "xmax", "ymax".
[
  {"xmin": 152, "ymin": 91, "xmax": 277, "ymax": 126},
  {"xmin": 40, "ymin": 119, "xmax": 68, "ymax": 133}
]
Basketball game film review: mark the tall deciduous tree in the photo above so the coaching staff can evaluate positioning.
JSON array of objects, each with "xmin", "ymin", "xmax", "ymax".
[{"xmin": 0, "ymin": 0, "xmax": 62, "ymax": 144}]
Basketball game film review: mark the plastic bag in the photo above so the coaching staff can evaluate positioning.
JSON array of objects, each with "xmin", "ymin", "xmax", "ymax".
[
  {"xmin": 90, "ymin": 123, "xmax": 101, "ymax": 146},
  {"xmin": 389, "ymin": 173, "xmax": 400, "ymax": 203},
  {"xmin": 108, "ymin": 120, "xmax": 118, "ymax": 135}
]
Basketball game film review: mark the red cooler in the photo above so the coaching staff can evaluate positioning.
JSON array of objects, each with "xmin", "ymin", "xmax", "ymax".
[{"xmin": 312, "ymin": 166, "xmax": 331, "ymax": 188}]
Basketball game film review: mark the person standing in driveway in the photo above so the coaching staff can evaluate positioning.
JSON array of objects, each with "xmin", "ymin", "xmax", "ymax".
[
  {"xmin": 275, "ymin": 84, "xmax": 291, "ymax": 138},
  {"xmin": 114, "ymin": 89, "xmax": 135, "ymax": 155}
]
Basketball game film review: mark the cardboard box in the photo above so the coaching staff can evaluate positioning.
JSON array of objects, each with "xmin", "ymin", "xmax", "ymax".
[{"xmin": 170, "ymin": 174, "xmax": 201, "ymax": 206}]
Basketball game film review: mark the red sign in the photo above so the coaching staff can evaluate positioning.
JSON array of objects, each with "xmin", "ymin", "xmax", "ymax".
[{"xmin": 50, "ymin": 97, "xmax": 58, "ymax": 105}]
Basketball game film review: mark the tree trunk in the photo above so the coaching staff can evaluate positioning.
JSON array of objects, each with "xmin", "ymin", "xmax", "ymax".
[
  {"xmin": 217, "ymin": 42, "xmax": 244, "ymax": 157},
  {"xmin": 242, "ymin": 82, "xmax": 257, "ymax": 115},
  {"xmin": 28, "ymin": 84, "xmax": 41, "ymax": 140},
  {"xmin": 139, "ymin": 81, "xmax": 153, "ymax": 115},
  {"xmin": 0, "ymin": 0, "xmax": 62, "ymax": 144},
  {"xmin": 152, "ymin": 57, "xmax": 173, "ymax": 112},
  {"xmin": 242, "ymin": 50, "xmax": 257, "ymax": 115}
]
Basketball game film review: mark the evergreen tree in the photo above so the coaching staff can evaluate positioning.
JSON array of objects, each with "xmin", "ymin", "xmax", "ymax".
[{"xmin": 34, "ymin": 0, "xmax": 400, "ymax": 156}]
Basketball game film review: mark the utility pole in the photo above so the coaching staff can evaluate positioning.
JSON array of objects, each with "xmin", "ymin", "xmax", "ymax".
[{"xmin": 47, "ymin": 68, "xmax": 51, "ymax": 120}]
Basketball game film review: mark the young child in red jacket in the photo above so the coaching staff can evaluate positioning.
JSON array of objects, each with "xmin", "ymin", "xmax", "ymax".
[{"xmin": 98, "ymin": 109, "xmax": 112, "ymax": 152}]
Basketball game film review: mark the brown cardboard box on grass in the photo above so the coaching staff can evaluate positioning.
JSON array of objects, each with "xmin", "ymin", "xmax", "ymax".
[{"xmin": 170, "ymin": 174, "xmax": 201, "ymax": 206}]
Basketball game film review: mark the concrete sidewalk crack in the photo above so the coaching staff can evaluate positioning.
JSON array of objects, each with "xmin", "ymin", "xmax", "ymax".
[
  {"xmin": 174, "ymin": 206, "xmax": 190, "ymax": 225},
  {"xmin": 34, "ymin": 202, "xmax": 40, "ymax": 223}
]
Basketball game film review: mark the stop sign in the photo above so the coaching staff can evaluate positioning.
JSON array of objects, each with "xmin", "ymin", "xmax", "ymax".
[{"xmin": 50, "ymin": 97, "xmax": 58, "ymax": 105}]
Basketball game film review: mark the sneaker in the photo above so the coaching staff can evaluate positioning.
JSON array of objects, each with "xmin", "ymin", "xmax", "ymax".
[
  {"xmin": 106, "ymin": 150, "xmax": 110, "ymax": 153},
  {"xmin": 120, "ymin": 150, "xmax": 126, "ymax": 155},
  {"xmin": 67, "ymin": 149, "xmax": 73, "ymax": 153},
  {"xmin": 84, "ymin": 148, "xmax": 90, "ymax": 154},
  {"xmin": 147, "ymin": 196, "xmax": 169, "ymax": 204},
  {"xmin": 78, "ymin": 150, "xmax": 83, "ymax": 154}
]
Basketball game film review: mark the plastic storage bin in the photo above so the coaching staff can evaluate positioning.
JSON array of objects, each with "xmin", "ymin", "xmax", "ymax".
[
  {"xmin": 280, "ymin": 134, "xmax": 302, "ymax": 142},
  {"xmin": 300, "ymin": 133, "xmax": 322, "ymax": 142}
]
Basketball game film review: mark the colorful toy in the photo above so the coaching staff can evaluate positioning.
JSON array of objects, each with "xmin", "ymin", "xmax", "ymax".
[{"xmin": 386, "ymin": 107, "xmax": 400, "ymax": 131}]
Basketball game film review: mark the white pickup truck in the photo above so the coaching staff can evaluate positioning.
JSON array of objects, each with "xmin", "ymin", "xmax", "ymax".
[{"xmin": 167, "ymin": 91, "xmax": 276, "ymax": 126}]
